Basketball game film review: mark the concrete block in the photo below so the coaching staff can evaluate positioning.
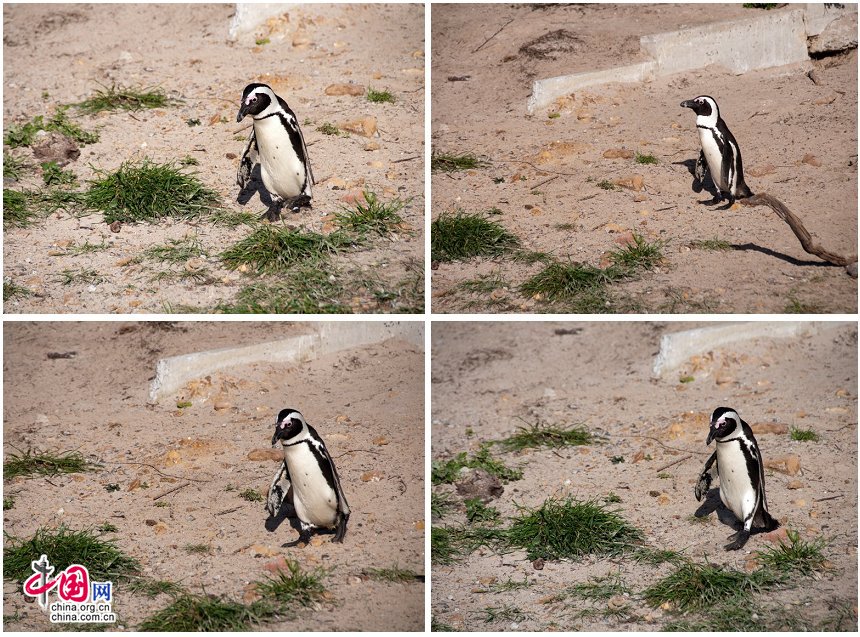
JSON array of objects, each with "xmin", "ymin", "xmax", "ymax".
[
  {"xmin": 149, "ymin": 322, "xmax": 424, "ymax": 402},
  {"xmin": 652, "ymin": 321, "xmax": 843, "ymax": 378},
  {"xmin": 528, "ymin": 61, "xmax": 655, "ymax": 113},
  {"xmin": 804, "ymin": 2, "xmax": 857, "ymax": 37},
  {"xmin": 640, "ymin": 9, "xmax": 809, "ymax": 75},
  {"xmin": 229, "ymin": 3, "xmax": 295, "ymax": 40},
  {"xmin": 808, "ymin": 12, "xmax": 858, "ymax": 55}
]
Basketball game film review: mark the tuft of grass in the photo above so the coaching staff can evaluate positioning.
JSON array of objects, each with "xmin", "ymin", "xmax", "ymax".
[
  {"xmin": 85, "ymin": 160, "xmax": 219, "ymax": 224},
  {"xmin": 3, "ymin": 496, "xmax": 14, "ymax": 510},
  {"xmin": 431, "ymin": 152, "xmax": 489, "ymax": 173},
  {"xmin": 642, "ymin": 562, "xmax": 784, "ymax": 611},
  {"xmin": 144, "ymin": 237, "xmax": 208, "ymax": 264},
  {"xmin": 789, "ymin": 426, "xmax": 820, "ymax": 442},
  {"xmin": 489, "ymin": 577, "xmax": 531, "ymax": 592},
  {"xmin": 64, "ymin": 239, "xmax": 109, "ymax": 255},
  {"xmin": 74, "ymin": 84, "xmax": 178, "ymax": 115},
  {"xmin": 596, "ymin": 179, "xmax": 618, "ymax": 191},
  {"xmin": 568, "ymin": 571, "xmax": 630, "ymax": 600},
  {"xmin": 784, "ymin": 295, "xmax": 821, "ymax": 313},
  {"xmin": 3, "ymin": 189, "xmax": 36, "ymax": 228},
  {"xmin": 4, "ymin": 153, "xmax": 29, "ymax": 179},
  {"xmin": 431, "ymin": 525, "xmax": 506, "ymax": 565},
  {"xmin": 432, "ymin": 444, "xmax": 522, "ymax": 485},
  {"xmin": 431, "ymin": 491, "xmax": 455, "ymax": 518},
  {"xmin": 219, "ymin": 268, "xmax": 350, "ymax": 314},
  {"xmin": 334, "ymin": 190, "xmax": 405, "ymax": 236},
  {"xmin": 97, "ymin": 523, "xmax": 118, "ymax": 533},
  {"xmin": 609, "ymin": 234, "xmax": 665, "ymax": 272},
  {"xmin": 239, "ymin": 488, "xmax": 263, "ymax": 502},
  {"xmin": 221, "ymin": 226, "xmax": 350, "ymax": 274},
  {"xmin": 4, "ymin": 279, "xmax": 32, "ymax": 302},
  {"xmin": 520, "ymin": 261, "xmax": 615, "ymax": 309},
  {"xmin": 3, "ymin": 525, "xmax": 140, "ymax": 582},
  {"xmin": 366, "ymin": 88, "xmax": 395, "ymax": 103},
  {"xmin": 182, "ymin": 543, "xmax": 211, "ymax": 555},
  {"xmin": 484, "ymin": 604, "xmax": 529, "ymax": 624},
  {"xmin": 506, "ymin": 497, "xmax": 643, "ymax": 561},
  {"xmin": 457, "ymin": 272, "xmax": 508, "ymax": 296},
  {"xmin": 3, "ymin": 449, "xmax": 99, "ymax": 479},
  {"xmin": 755, "ymin": 528, "xmax": 826, "ymax": 576},
  {"xmin": 4, "ymin": 108, "xmax": 99, "ymax": 148},
  {"xmin": 138, "ymin": 594, "xmax": 272, "ymax": 631},
  {"xmin": 57, "ymin": 267, "xmax": 105, "ymax": 286},
  {"xmin": 494, "ymin": 421, "xmax": 594, "ymax": 452},
  {"xmin": 465, "ymin": 498, "xmax": 501, "ymax": 525},
  {"xmin": 691, "ymin": 237, "xmax": 732, "ymax": 251},
  {"xmin": 362, "ymin": 565, "xmax": 420, "ymax": 582},
  {"xmin": 635, "ymin": 151, "xmax": 658, "ymax": 165},
  {"xmin": 317, "ymin": 122, "xmax": 348, "ymax": 137},
  {"xmin": 209, "ymin": 209, "xmax": 259, "ymax": 228},
  {"xmin": 632, "ymin": 547, "xmax": 688, "ymax": 566},
  {"xmin": 548, "ymin": 112, "xmax": 561, "ymax": 119},
  {"xmin": 432, "ymin": 617, "xmax": 456, "ymax": 631},
  {"xmin": 431, "ymin": 211, "xmax": 520, "ymax": 262},
  {"xmin": 127, "ymin": 578, "xmax": 186, "ymax": 598},
  {"xmin": 253, "ymin": 559, "xmax": 328, "ymax": 607},
  {"xmin": 255, "ymin": 37, "xmax": 270, "ymax": 46},
  {"xmin": 41, "ymin": 161, "xmax": 77, "ymax": 187}
]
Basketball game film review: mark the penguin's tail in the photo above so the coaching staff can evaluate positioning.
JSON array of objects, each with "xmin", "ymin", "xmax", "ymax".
[{"xmin": 762, "ymin": 509, "xmax": 780, "ymax": 532}]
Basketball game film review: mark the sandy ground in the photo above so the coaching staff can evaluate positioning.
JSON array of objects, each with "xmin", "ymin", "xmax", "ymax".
[
  {"xmin": 431, "ymin": 321, "xmax": 857, "ymax": 630},
  {"xmin": 2, "ymin": 321, "xmax": 424, "ymax": 631},
  {"xmin": 3, "ymin": 3, "xmax": 425, "ymax": 314},
  {"xmin": 431, "ymin": 3, "xmax": 857, "ymax": 313}
]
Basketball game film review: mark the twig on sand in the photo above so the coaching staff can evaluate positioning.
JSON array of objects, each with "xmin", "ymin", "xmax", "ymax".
[
  {"xmin": 655, "ymin": 455, "xmax": 692, "ymax": 473},
  {"xmin": 473, "ymin": 17, "xmax": 515, "ymax": 53},
  {"xmin": 152, "ymin": 482, "xmax": 190, "ymax": 501}
]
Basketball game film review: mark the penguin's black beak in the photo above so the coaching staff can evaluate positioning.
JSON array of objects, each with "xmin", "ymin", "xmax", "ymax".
[
  {"xmin": 680, "ymin": 99, "xmax": 694, "ymax": 109},
  {"xmin": 236, "ymin": 104, "xmax": 248, "ymax": 123},
  {"xmin": 706, "ymin": 425, "xmax": 716, "ymax": 446}
]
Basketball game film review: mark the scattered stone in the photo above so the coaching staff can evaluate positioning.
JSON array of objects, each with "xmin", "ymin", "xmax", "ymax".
[
  {"xmin": 31, "ymin": 131, "xmax": 80, "ymax": 166},
  {"xmin": 325, "ymin": 83, "xmax": 365, "ymax": 97},
  {"xmin": 802, "ymin": 153, "xmax": 822, "ymax": 167},
  {"xmin": 608, "ymin": 595, "xmax": 626, "ymax": 610},
  {"xmin": 455, "ymin": 468, "xmax": 503, "ymax": 502},
  {"xmin": 225, "ymin": 152, "xmax": 237, "ymax": 160},
  {"xmin": 364, "ymin": 141, "xmax": 380, "ymax": 151},
  {"xmin": 532, "ymin": 558, "xmax": 545, "ymax": 570},
  {"xmin": 262, "ymin": 556, "xmax": 290, "ymax": 574},
  {"xmin": 614, "ymin": 231, "xmax": 636, "ymax": 247},
  {"xmin": 603, "ymin": 148, "xmax": 634, "ymax": 159},
  {"xmin": 109, "ymin": 221, "xmax": 122, "ymax": 233},
  {"xmin": 648, "ymin": 490, "xmax": 661, "ymax": 498},
  {"xmin": 213, "ymin": 398, "xmax": 231, "ymax": 412},
  {"xmin": 532, "ymin": 140, "xmax": 590, "ymax": 164},
  {"xmin": 361, "ymin": 470, "xmax": 384, "ymax": 482},
  {"xmin": 242, "ymin": 583, "xmax": 262, "ymax": 604},
  {"xmin": 633, "ymin": 193, "xmax": 648, "ymax": 202},
  {"xmin": 309, "ymin": 536, "xmax": 324, "ymax": 547},
  {"xmin": 338, "ymin": 116, "xmax": 378, "ymax": 137},
  {"xmin": 604, "ymin": 223, "xmax": 626, "ymax": 233},
  {"xmin": 793, "ymin": 498, "xmax": 807, "ymax": 508},
  {"xmin": 764, "ymin": 455, "xmax": 801, "ymax": 476},
  {"xmin": 251, "ymin": 543, "xmax": 279, "ymax": 557},
  {"xmin": 807, "ymin": 12, "xmax": 858, "ymax": 55},
  {"xmin": 761, "ymin": 526, "xmax": 789, "ymax": 544},
  {"xmin": 746, "ymin": 163, "xmax": 776, "ymax": 177},
  {"xmin": 752, "ymin": 422, "xmax": 789, "ymax": 435},
  {"xmin": 613, "ymin": 174, "xmax": 644, "ymax": 191},
  {"xmin": 657, "ymin": 494, "xmax": 670, "ymax": 505},
  {"xmin": 372, "ymin": 436, "xmax": 389, "ymax": 446}
]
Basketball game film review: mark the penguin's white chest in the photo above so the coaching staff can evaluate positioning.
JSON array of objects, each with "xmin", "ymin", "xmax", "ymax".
[
  {"xmin": 284, "ymin": 445, "xmax": 338, "ymax": 528},
  {"xmin": 716, "ymin": 441, "xmax": 756, "ymax": 523},
  {"xmin": 252, "ymin": 116, "xmax": 305, "ymax": 199},
  {"xmin": 697, "ymin": 127, "xmax": 727, "ymax": 191}
]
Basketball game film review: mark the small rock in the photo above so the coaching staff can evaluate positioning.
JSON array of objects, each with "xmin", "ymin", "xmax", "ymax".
[
  {"xmin": 455, "ymin": 468, "xmax": 503, "ymax": 501},
  {"xmin": 372, "ymin": 436, "xmax": 389, "ymax": 446},
  {"xmin": 633, "ymin": 193, "xmax": 648, "ymax": 202},
  {"xmin": 793, "ymin": 498, "xmax": 807, "ymax": 508},
  {"xmin": 802, "ymin": 153, "xmax": 822, "ymax": 167},
  {"xmin": 251, "ymin": 544, "xmax": 279, "ymax": 557},
  {"xmin": 213, "ymin": 399, "xmax": 231, "ymax": 412},
  {"xmin": 765, "ymin": 455, "xmax": 801, "ymax": 476},
  {"xmin": 145, "ymin": 519, "xmax": 157, "ymax": 526},
  {"xmin": 309, "ymin": 536, "xmax": 324, "ymax": 547},
  {"xmin": 364, "ymin": 141, "xmax": 380, "ymax": 151},
  {"xmin": 603, "ymin": 148, "xmax": 634, "ymax": 159},
  {"xmin": 324, "ymin": 83, "xmax": 365, "ymax": 97},
  {"xmin": 648, "ymin": 490, "xmax": 661, "ymax": 498},
  {"xmin": 787, "ymin": 480, "xmax": 804, "ymax": 490},
  {"xmin": 31, "ymin": 132, "xmax": 80, "ymax": 166},
  {"xmin": 532, "ymin": 558, "xmax": 545, "ymax": 570},
  {"xmin": 337, "ymin": 116, "xmax": 378, "ymax": 138},
  {"xmin": 761, "ymin": 527, "xmax": 789, "ymax": 544},
  {"xmin": 361, "ymin": 470, "xmax": 384, "ymax": 482},
  {"xmin": 657, "ymin": 494, "xmax": 670, "ymax": 505},
  {"xmin": 613, "ymin": 174, "xmax": 644, "ymax": 191},
  {"xmin": 608, "ymin": 596, "xmax": 626, "ymax": 610},
  {"xmin": 262, "ymin": 557, "xmax": 289, "ymax": 574},
  {"xmin": 109, "ymin": 221, "xmax": 122, "ymax": 233}
]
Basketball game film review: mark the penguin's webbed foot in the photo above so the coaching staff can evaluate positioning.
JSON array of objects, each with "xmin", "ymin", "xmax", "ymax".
[
  {"xmin": 724, "ymin": 529, "xmax": 750, "ymax": 551},
  {"xmin": 286, "ymin": 194, "xmax": 312, "ymax": 214}
]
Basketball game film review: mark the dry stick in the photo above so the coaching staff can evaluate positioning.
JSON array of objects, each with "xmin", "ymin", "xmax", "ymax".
[
  {"xmin": 655, "ymin": 455, "xmax": 693, "ymax": 473},
  {"xmin": 152, "ymin": 482, "xmax": 190, "ymax": 501},
  {"xmin": 813, "ymin": 494, "xmax": 844, "ymax": 503},
  {"xmin": 531, "ymin": 175, "xmax": 559, "ymax": 190},
  {"xmin": 739, "ymin": 193, "xmax": 857, "ymax": 267},
  {"xmin": 473, "ymin": 17, "xmax": 515, "ymax": 53}
]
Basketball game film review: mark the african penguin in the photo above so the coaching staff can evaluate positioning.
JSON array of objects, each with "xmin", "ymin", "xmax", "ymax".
[
  {"xmin": 694, "ymin": 407, "xmax": 779, "ymax": 551},
  {"xmin": 236, "ymin": 83, "xmax": 314, "ymax": 221},
  {"xmin": 680, "ymin": 95, "xmax": 753, "ymax": 207},
  {"xmin": 266, "ymin": 408, "xmax": 350, "ymax": 544}
]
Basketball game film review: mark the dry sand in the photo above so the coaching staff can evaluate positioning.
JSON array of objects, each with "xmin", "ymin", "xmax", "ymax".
[
  {"xmin": 3, "ymin": 321, "xmax": 424, "ymax": 630},
  {"xmin": 432, "ymin": 321, "xmax": 857, "ymax": 630},
  {"xmin": 431, "ymin": 3, "xmax": 857, "ymax": 313}
]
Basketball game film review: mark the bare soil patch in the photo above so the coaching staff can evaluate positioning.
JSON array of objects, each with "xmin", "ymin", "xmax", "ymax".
[
  {"xmin": 3, "ymin": 321, "xmax": 424, "ymax": 631},
  {"xmin": 431, "ymin": 321, "xmax": 857, "ymax": 630},
  {"xmin": 4, "ymin": 3, "xmax": 424, "ymax": 314},
  {"xmin": 431, "ymin": 3, "xmax": 857, "ymax": 313}
]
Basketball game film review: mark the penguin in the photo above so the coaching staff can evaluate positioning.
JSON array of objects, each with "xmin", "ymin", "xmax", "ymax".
[
  {"xmin": 694, "ymin": 407, "xmax": 779, "ymax": 551},
  {"xmin": 680, "ymin": 95, "xmax": 753, "ymax": 207},
  {"xmin": 266, "ymin": 408, "xmax": 350, "ymax": 544},
  {"xmin": 236, "ymin": 83, "xmax": 315, "ymax": 221}
]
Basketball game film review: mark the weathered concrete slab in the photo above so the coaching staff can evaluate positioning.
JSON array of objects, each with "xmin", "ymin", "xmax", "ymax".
[
  {"xmin": 228, "ymin": 3, "xmax": 295, "ymax": 40},
  {"xmin": 527, "ymin": 62, "xmax": 655, "ymax": 114}
]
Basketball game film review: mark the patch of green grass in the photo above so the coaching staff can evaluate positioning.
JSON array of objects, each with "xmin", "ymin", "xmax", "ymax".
[
  {"xmin": 431, "ymin": 525, "xmax": 506, "ymax": 565},
  {"xmin": 239, "ymin": 488, "xmax": 263, "ymax": 502},
  {"xmin": 3, "ymin": 279, "xmax": 32, "ymax": 302},
  {"xmin": 64, "ymin": 239, "xmax": 110, "ymax": 255},
  {"xmin": 432, "ymin": 444, "xmax": 522, "ymax": 485},
  {"xmin": 138, "ymin": 594, "xmax": 271, "ymax": 631},
  {"xmin": 255, "ymin": 37, "xmax": 270, "ymax": 46},
  {"xmin": 789, "ymin": 426, "xmax": 820, "ymax": 442},
  {"xmin": 431, "ymin": 491, "xmax": 455, "ymax": 518},
  {"xmin": 85, "ymin": 159, "xmax": 219, "ymax": 224},
  {"xmin": 520, "ymin": 262, "xmax": 615, "ymax": 310},
  {"xmin": 554, "ymin": 222, "xmax": 577, "ymax": 231},
  {"xmin": 484, "ymin": 604, "xmax": 529, "ymax": 624},
  {"xmin": 642, "ymin": 562, "xmax": 784, "ymax": 612},
  {"xmin": 221, "ymin": 226, "xmax": 350, "ymax": 274},
  {"xmin": 691, "ymin": 237, "xmax": 732, "ymax": 251},
  {"xmin": 4, "ymin": 108, "xmax": 99, "ymax": 148},
  {"xmin": 335, "ymin": 190, "xmax": 405, "ymax": 237},
  {"xmin": 97, "ymin": 522, "xmax": 118, "ymax": 533},
  {"xmin": 127, "ymin": 578, "xmax": 186, "ymax": 598},
  {"xmin": 74, "ymin": 84, "xmax": 178, "ymax": 115},
  {"xmin": 548, "ymin": 112, "xmax": 561, "ymax": 119},
  {"xmin": 182, "ymin": 543, "xmax": 211, "ymax": 555},
  {"xmin": 57, "ymin": 267, "xmax": 105, "ymax": 286},
  {"xmin": 431, "ymin": 211, "xmax": 520, "ymax": 262},
  {"xmin": 506, "ymin": 497, "xmax": 643, "ymax": 561},
  {"xmin": 603, "ymin": 492, "xmax": 622, "ymax": 504},
  {"xmin": 784, "ymin": 295, "xmax": 822, "ymax": 314},
  {"xmin": 362, "ymin": 565, "xmax": 419, "ymax": 582},
  {"xmin": 489, "ymin": 577, "xmax": 531, "ymax": 593},
  {"xmin": 635, "ymin": 151, "xmax": 658, "ymax": 165},
  {"xmin": 144, "ymin": 237, "xmax": 208, "ymax": 264},
  {"xmin": 432, "ymin": 617, "xmax": 456, "ymax": 631},
  {"xmin": 3, "ymin": 496, "xmax": 14, "ymax": 510},
  {"xmin": 596, "ymin": 179, "xmax": 618, "ymax": 191},
  {"xmin": 41, "ymin": 161, "xmax": 77, "ymax": 187},
  {"xmin": 457, "ymin": 271, "xmax": 507, "ymax": 296},
  {"xmin": 609, "ymin": 233, "xmax": 665, "ymax": 272},
  {"xmin": 679, "ymin": 375, "xmax": 695, "ymax": 383},
  {"xmin": 3, "ymin": 188, "xmax": 36, "ymax": 228},
  {"xmin": 3, "ymin": 525, "xmax": 140, "ymax": 582},
  {"xmin": 317, "ymin": 122, "xmax": 348, "ymax": 136},
  {"xmin": 366, "ymin": 88, "xmax": 395, "ymax": 103},
  {"xmin": 209, "ymin": 208, "xmax": 259, "ymax": 228},
  {"xmin": 431, "ymin": 152, "xmax": 489, "ymax": 173},
  {"xmin": 4, "ymin": 153, "xmax": 29, "ymax": 179},
  {"xmin": 511, "ymin": 249, "xmax": 554, "ymax": 264},
  {"xmin": 155, "ymin": 501, "xmax": 169, "ymax": 508},
  {"xmin": 219, "ymin": 269, "xmax": 350, "ymax": 314},
  {"xmin": 755, "ymin": 528, "xmax": 826, "ymax": 576},
  {"xmin": 3, "ymin": 449, "xmax": 99, "ymax": 479},
  {"xmin": 632, "ymin": 547, "xmax": 688, "ymax": 566},
  {"xmin": 610, "ymin": 455, "xmax": 625, "ymax": 464},
  {"xmin": 465, "ymin": 498, "xmax": 500, "ymax": 525},
  {"xmin": 494, "ymin": 421, "xmax": 594, "ymax": 452},
  {"xmin": 253, "ymin": 559, "xmax": 328, "ymax": 608},
  {"xmin": 568, "ymin": 571, "xmax": 630, "ymax": 600}
]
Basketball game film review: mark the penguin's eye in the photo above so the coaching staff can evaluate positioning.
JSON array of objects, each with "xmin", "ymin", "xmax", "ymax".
[{"xmin": 246, "ymin": 95, "xmax": 257, "ymax": 106}]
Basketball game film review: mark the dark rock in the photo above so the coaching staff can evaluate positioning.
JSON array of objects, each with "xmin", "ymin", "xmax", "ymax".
[
  {"xmin": 31, "ymin": 131, "xmax": 80, "ymax": 166},
  {"xmin": 455, "ymin": 468, "xmax": 503, "ymax": 502}
]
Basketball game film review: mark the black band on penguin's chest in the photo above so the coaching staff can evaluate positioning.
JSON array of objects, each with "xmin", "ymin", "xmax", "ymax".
[{"xmin": 284, "ymin": 439, "xmax": 337, "ymax": 491}]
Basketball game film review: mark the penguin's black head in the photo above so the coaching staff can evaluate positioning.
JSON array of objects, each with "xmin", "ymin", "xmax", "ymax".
[
  {"xmin": 272, "ymin": 408, "xmax": 306, "ymax": 446},
  {"xmin": 237, "ymin": 83, "xmax": 274, "ymax": 122},
  {"xmin": 680, "ymin": 95, "xmax": 718, "ymax": 119},
  {"xmin": 707, "ymin": 406, "xmax": 740, "ymax": 445}
]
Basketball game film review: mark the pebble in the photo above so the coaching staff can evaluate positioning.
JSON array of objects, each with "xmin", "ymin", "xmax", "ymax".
[
  {"xmin": 765, "ymin": 455, "xmax": 801, "ymax": 476},
  {"xmin": 337, "ymin": 116, "xmax": 378, "ymax": 137},
  {"xmin": 802, "ymin": 153, "xmax": 822, "ymax": 167},
  {"xmin": 603, "ymin": 148, "xmax": 634, "ymax": 159},
  {"xmin": 324, "ymin": 83, "xmax": 365, "ymax": 96}
]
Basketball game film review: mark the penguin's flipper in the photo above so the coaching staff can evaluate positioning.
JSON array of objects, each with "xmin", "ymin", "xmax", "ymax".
[
  {"xmin": 693, "ymin": 150, "xmax": 708, "ymax": 192},
  {"xmin": 724, "ymin": 529, "xmax": 750, "ymax": 551},
  {"xmin": 237, "ymin": 129, "xmax": 259, "ymax": 189},
  {"xmin": 695, "ymin": 451, "xmax": 718, "ymax": 502},
  {"xmin": 266, "ymin": 460, "xmax": 291, "ymax": 517}
]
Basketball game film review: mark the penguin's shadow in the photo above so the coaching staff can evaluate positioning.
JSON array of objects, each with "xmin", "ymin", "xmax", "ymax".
[
  {"xmin": 694, "ymin": 487, "xmax": 743, "ymax": 533},
  {"xmin": 264, "ymin": 489, "xmax": 337, "ymax": 547},
  {"xmin": 237, "ymin": 164, "xmax": 278, "ymax": 209},
  {"xmin": 675, "ymin": 158, "xmax": 719, "ymax": 200}
]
